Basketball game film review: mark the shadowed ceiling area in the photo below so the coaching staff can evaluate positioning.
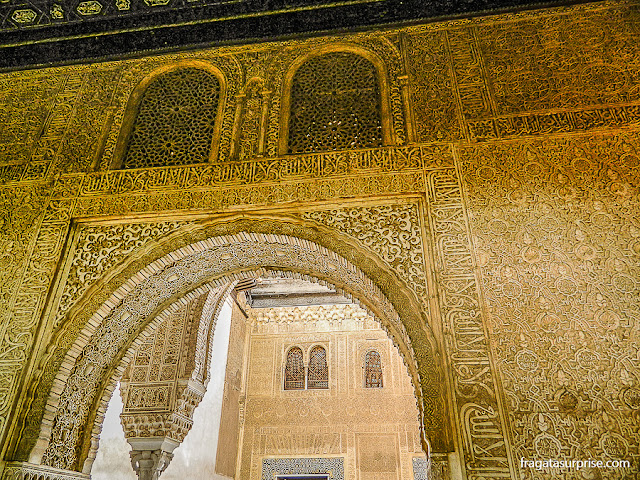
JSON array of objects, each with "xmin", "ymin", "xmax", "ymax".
[
  {"xmin": 1, "ymin": 0, "xmax": 594, "ymax": 70},
  {"xmin": 242, "ymin": 277, "xmax": 352, "ymax": 308}
]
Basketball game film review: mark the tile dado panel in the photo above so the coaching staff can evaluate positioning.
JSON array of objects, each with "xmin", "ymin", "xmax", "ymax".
[{"xmin": 0, "ymin": 1, "xmax": 638, "ymax": 479}]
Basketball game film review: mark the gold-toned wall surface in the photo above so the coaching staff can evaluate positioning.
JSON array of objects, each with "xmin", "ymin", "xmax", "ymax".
[
  {"xmin": 0, "ymin": 1, "xmax": 639, "ymax": 479},
  {"xmin": 237, "ymin": 304, "xmax": 425, "ymax": 480}
]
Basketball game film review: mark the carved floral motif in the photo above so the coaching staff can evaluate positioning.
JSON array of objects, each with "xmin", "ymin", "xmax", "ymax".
[
  {"xmin": 459, "ymin": 132, "xmax": 640, "ymax": 478},
  {"xmin": 477, "ymin": 5, "xmax": 640, "ymax": 115},
  {"xmin": 302, "ymin": 203, "xmax": 428, "ymax": 305},
  {"xmin": 54, "ymin": 221, "xmax": 188, "ymax": 332}
]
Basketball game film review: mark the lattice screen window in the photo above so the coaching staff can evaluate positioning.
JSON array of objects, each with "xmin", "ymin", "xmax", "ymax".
[
  {"xmin": 284, "ymin": 346, "xmax": 305, "ymax": 390},
  {"xmin": 307, "ymin": 345, "xmax": 328, "ymax": 389},
  {"xmin": 122, "ymin": 67, "xmax": 221, "ymax": 169},
  {"xmin": 287, "ymin": 52, "xmax": 383, "ymax": 154},
  {"xmin": 364, "ymin": 350, "xmax": 383, "ymax": 388}
]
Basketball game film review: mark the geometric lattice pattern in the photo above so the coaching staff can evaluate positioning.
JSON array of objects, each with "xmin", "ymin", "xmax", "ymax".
[
  {"xmin": 284, "ymin": 346, "xmax": 305, "ymax": 390},
  {"xmin": 130, "ymin": 307, "xmax": 185, "ymax": 384},
  {"xmin": 122, "ymin": 68, "xmax": 220, "ymax": 169},
  {"xmin": 262, "ymin": 457, "xmax": 344, "ymax": 480},
  {"xmin": 412, "ymin": 457, "xmax": 429, "ymax": 480},
  {"xmin": 364, "ymin": 350, "xmax": 383, "ymax": 388},
  {"xmin": 287, "ymin": 52, "xmax": 383, "ymax": 154},
  {"xmin": 307, "ymin": 345, "xmax": 328, "ymax": 389}
]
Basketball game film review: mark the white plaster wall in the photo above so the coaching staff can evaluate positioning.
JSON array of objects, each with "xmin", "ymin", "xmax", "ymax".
[
  {"xmin": 91, "ymin": 298, "xmax": 234, "ymax": 480},
  {"xmin": 91, "ymin": 390, "xmax": 136, "ymax": 480}
]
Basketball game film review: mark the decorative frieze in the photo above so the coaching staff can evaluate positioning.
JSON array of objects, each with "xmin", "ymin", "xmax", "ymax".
[
  {"xmin": 468, "ymin": 104, "xmax": 640, "ymax": 141},
  {"xmin": 82, "ymin": 146, "xmax": 426, "ymax": 196},
  {"xmin": 1, "ymin": 462, "xmax": 89, "ymax": 480}
]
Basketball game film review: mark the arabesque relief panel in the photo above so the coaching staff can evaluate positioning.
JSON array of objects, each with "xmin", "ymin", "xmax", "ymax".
[
  {"xmin": 0, "ymin": 185, "xmax": 61, "ymax": 438},
  {"xmin": 458, "ymin": 131, "xmax": 640, "ymax": 478},
  {"xmin": 403, "ymin": 30, "xmax": 463, "ymax": 143},
  {"xmin": 477, "ymin": 5, "xmax": 640, "ymax": 116},
  {"xmin": 0, "ymin": 66, "xmax": 121, "ymax": 179},
  {"xmin": 405, "ymin": 1, "xmax": 640, "ymax": 141},
  {"xmin": 0, "ymin": 72, "xmax": 66, "ymax": 169}
]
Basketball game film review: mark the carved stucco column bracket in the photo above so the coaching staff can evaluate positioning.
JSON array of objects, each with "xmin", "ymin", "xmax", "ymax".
[
  {"xmin": 397, "ymin": 74, "xmax": 416, "ymax": 145},
  {"xmin": 118, "ymin": 292, "xmax": 213, "ymax": 480},
  {"xmin": 257, "ymin": 89, "xmax": 272, "ymax": 156},
  {"xmin": 128, "ymin": 438, "xmax": 178, "ymax": 480},
  {"xmin": 1, "ymin": 462, "xmax": 90, "ymax": 480}
]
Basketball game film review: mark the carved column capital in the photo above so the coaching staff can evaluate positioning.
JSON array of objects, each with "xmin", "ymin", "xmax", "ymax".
[
  {"xmin": 128, "ymin": 438, "xmax": 178, "ymax": 480},
  {"xmin": 129, "ymin": 450, "xmax": 173, "ymax": 480}
]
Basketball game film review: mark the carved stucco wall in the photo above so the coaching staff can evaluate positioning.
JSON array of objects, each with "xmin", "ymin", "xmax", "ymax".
[
  {"xmin": 459, "ymin": 134, "xmax": 640, "ymax": 475},
  {"xmin": 0, "ymin": 1, "xmax": 638, "ymax": 479},
  {"xmin": 238, "ymin": 303, "xmax": 426, "ymax": 480}
]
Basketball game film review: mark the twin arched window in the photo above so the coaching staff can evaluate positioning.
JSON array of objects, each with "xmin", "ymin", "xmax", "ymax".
[
  {"xmin": 284, "ymin": 345, "xmax": 328, "ymax": 390},
  {"xmin": 286, "ymin": 52, "xmax": 384, "ymax": 154},
  {"xmin": 119, "ymin": 51, "xmax": 385, "ymax": 169},
  {"xmin": 121, "ymin": 67, "xmax": 221, "ymax": 169}
]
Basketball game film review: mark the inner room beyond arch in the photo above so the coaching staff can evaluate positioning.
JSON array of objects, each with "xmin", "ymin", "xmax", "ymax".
[{"xmin": 91, "ymin": 277, "xmax": 428, "ymax": 480}]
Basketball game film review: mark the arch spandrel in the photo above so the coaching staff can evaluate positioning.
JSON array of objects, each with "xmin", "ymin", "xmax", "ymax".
[{"xmin": 13, "ymin": 213, "xmax": 450, "ymax": 472}]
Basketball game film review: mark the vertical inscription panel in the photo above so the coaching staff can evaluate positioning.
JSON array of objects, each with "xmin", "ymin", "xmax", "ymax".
[{"xmin": 425, "ymin": 167, "xmax": 513, "ymax": 479}]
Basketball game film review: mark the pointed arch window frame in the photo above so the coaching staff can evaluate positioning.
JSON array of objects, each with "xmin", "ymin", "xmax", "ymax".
[
  {"xmin": 363, "ymin": 348, "xmax": 384, "ymax": 388},
  {"xmin": 284, "ymin": 345, "xmax": 306, "ymax": 390},
  {"xmin": 111, "ymin": 61, "xmax": 228, "ymax": 170},
  {"xmin": 278, "ymin": 45, "xmax": 395, "ymax": 156},
  {"xmin": 307, "ymin": 344, "xmax": 329, "ymax": 390}
]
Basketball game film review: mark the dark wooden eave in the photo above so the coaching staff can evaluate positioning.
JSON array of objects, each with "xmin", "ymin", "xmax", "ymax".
[{"xmin": 0, "ymin": 0, "xmax": 596, "ymax": 71}]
